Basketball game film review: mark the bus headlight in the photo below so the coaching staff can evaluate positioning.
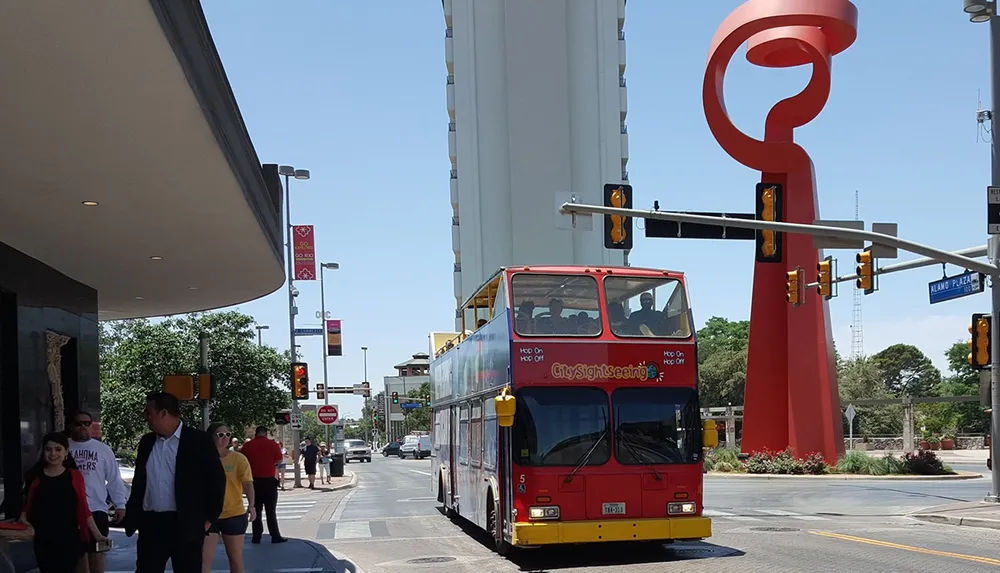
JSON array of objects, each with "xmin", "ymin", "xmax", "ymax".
[
  {"xmin": 528, "ymin": 506, "xmax": 560, "ymax": 520},
  {"xmin": 667, "ymin": 502, "xmax": 696, "ymax": 515}
]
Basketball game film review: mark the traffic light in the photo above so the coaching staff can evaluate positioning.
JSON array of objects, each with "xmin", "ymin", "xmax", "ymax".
[
  {"xmin": 275, "ymin": 411, "xmax": 291, "ymax": 425},
  {"xmin": 816, "ymin": 256, "xmax": 834, "ymax": 300},
  {"xmin": 291, "ymin": 362, "xmax": 309, "ymax": 400},
  {"xmin": 855, "ymin": 247, "xmax": 876, "ymax": 294},
  {"xmin": 969, "ymin": 314, "xmax": 992, "ymax": 369},
  {"xmin": 603, "ymin": 183, "xmax": 633, "ymax": 250},
  {"xmin": 315, "ymin": 383, "xmax": 325, "ymax": 401},
  {"xmin": 362, "ymin": 381, "xmax": 370, "ymax": 398},
  {"xmin": 785, "ymin": 267, "xmax": 803, "ymax": 306},
  {"xmin": 391, "ymin": 391, "xmax": 399, "ymax": 405},
  {"xmin": 425, "ymin": 398, "xmax": 432, "ymax": 407},
  {"xmin": 755, "ymin": 182, "xmax": 783, "ymax": 263}
]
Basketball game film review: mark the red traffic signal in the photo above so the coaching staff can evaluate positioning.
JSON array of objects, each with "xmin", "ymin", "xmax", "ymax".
[{"xmin": 292, "ymin": 362, "xmax": 309, "ymax": 400}]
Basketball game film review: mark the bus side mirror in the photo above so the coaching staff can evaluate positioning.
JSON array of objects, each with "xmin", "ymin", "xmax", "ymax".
[
  {"xmin": 495, "ymin": 387, "xmax": 516, "ymax": 427},
  {"xmin": 702, "ymin": 420, "xmax": 718, "ymax": 449}
]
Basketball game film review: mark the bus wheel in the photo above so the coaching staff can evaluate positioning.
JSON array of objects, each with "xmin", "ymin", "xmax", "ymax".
[
  {"xmin": 437, "ymin": 475, "xmax": 445, "ymax": 503},
  {"xmin": 487, "ymin": 490, "xmax": 511, "ymax": 556}
]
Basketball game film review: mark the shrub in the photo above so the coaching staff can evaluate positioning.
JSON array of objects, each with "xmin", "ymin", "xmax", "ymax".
[
  {"xmin": 715, "ymin": 461, "xmax": 734, "ymax": 473},
  {"xmin": 877, "ymin": 453, "xmax": 906, "ymax": 475},
  {"xmin": 903, "ymin": 450, "xmax": 953, "ymax": 475},
  {"xmin": 836, "ymin": 450, "xmax": 879, "ymax": 474},
  {"xmin": 745, "ymin": 449, "xmax": 775, "ymax": 474},
  {"xmin": 703, "ymin": 456, "xmax": 716, "ymax": 472},
  {"xmin": 705, "ymin": 448, "xmax": 744, "ymax": 473},
  {"xmin": 802, "ymin": 452, "xmax": 827, "ymax": 475}
]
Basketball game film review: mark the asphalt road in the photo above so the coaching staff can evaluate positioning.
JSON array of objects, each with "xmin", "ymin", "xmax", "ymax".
[{"xmin": 316, "ymin": 457, "xmax": 1000, "ymax": 572}]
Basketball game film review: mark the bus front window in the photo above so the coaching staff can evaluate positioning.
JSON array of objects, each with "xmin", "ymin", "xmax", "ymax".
[
  {"xmin": 604, "ymin": 276, "xmax": 691, "ymax": 338},
  {"xmin": 511, "ymin": 274, "xmax": 602, "ymax": 336},
  {"xmin": 612, "ymin": 387, "xmax": 702, "ymax": 465},
  {"xmin": 512, "ymin": 387, "xmax": 610, "ymax": 466}
]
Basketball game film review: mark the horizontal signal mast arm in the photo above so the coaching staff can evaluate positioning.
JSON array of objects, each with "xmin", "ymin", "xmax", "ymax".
[
  {"xmin": 811, "ymin": 245, "xmax": 989, "ymax": 287},
  {"xmin": 560, "ymin": 203, "xmax": 997, "ymax": 277}
]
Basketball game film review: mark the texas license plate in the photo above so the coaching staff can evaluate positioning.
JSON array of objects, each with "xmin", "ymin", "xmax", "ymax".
[{"xmin": 602, "ymin": 502, "xmax": 626, "ymax": 515}]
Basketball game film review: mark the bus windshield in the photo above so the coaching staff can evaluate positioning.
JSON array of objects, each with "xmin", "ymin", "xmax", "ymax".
[
  {"xmin": 512, "ymin": 386, "xmax": 610, "ymax": 466},
  {"xmin": 511, "ymin": 274, "xmax": 602, "ymax": 336},
  {"xmin": 604, "ymin": 276, "xmax": 691, "ymax": 338},
  {"xmin": 612, "ymin": 387, "xmax": 701, "ymax": 464}
]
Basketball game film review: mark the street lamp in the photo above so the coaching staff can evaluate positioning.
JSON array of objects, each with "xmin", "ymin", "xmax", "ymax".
[
  {"xmin": 361, "ymin": 346, "xmax": 371, "ymax": 443},
  {"xmin": 280, "ymin": 164, "xmax": 310, "ymax": 488},
  {"xmin": 963, "ymin": 1, "xmax": 1000, "ymax": 503},
  {"xmin": 255, "ymin": 324, "xmax": 269, "ymax": 346},
  {"xmin": 319, "ymin": 262, "xmax": 340, "ymax": 446}
]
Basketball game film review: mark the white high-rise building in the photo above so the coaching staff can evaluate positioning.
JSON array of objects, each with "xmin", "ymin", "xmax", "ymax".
[{"xmin": 444, "ymin": 0, "xmax": 630, "ymax": 315}]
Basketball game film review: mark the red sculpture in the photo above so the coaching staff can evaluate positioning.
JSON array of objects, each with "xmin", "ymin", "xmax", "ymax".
[{"xmin": 703, "ymin": 0, "xmax": 858, "ymax": 462}]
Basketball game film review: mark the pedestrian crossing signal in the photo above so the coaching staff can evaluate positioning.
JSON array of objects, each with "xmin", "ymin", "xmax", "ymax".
[{"xmin": 275, "ymin": 412, "xmax": 291, "ymax": 425}]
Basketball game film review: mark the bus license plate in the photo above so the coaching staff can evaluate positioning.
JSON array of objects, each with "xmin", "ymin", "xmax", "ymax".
[{"xmin": 602, "ymin": 502, "xmax": 626, "ymax": 515}]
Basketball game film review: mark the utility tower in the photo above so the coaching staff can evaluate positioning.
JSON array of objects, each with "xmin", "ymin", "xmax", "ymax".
[{"xmin": 850, "ymin": 190, "xmax": 864, "ymax": 358}]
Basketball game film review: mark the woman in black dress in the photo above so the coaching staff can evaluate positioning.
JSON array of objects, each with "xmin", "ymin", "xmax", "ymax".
[{"xmin": 19, "ymin": 432, "xmax": 108, "ymax": 573}]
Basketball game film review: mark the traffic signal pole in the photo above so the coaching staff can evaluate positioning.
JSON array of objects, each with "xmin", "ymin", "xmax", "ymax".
[
  {"xmin": 561, "ymin": 201, "xmax": 1000, "ymax": 500},
  {"xmin": 284, "ymin": 172, "xmax": 303, "ymax": 489},
  {"xmin": 988, "ymin": 13, "xmax": 1000, "ymax": 503}
]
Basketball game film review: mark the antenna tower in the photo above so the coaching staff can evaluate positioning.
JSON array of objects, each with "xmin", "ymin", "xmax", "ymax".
[{"xmin": 850, "ymin": 190, "xmax": 864, "ymax": 358}]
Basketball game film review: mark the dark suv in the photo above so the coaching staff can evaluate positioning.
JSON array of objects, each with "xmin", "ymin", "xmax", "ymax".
[{"xmin": 382, "ymin": 441, "xmax": 401, "ymax": 457}]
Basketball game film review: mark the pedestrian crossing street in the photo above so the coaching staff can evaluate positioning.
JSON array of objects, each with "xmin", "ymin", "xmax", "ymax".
[{"xmin": 704, "ymin": 508, "xmax": 840, "ymax": 522}]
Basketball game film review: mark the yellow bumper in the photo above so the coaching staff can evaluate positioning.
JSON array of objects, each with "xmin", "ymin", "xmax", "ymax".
[{"xmin": 511, "ymin": 516, "xmax": 711, "ymax": 547}]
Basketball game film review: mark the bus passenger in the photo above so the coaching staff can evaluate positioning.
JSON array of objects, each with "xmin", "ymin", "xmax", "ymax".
[{"xmin": 628, "ymin": 292, "xmax": 661, "ymax": 335}]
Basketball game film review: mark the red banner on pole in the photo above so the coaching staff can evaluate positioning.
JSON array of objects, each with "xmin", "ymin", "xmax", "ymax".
[
  {"xmin": 292, "ymin": 225, "xmax": 316, "ymax": 280},
  {"xmin": 326, "ymin": 320, "xmax": 342, "ymax": 356}
]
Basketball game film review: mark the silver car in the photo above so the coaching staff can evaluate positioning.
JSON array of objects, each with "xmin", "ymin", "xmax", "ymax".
[{"xmin": 344, "ymin": 439, "xmax": 372, "ymax": 463}]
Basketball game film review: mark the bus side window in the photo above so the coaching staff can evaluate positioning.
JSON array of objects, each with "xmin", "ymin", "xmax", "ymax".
[
  {"xmin": 470, "ymin": 401, "xmax": 483, "ymax": 467},
  {"xmin": 458, "ymin": 404, "xmax": 470, "ymax": 465},
  {"xmin": 483, "ymin": 398, "xmax": 497, "ymax": 470}
]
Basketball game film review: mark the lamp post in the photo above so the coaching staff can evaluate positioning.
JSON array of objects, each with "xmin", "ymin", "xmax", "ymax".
[
  {"xmin": 319, "ymin": 262, "xmax": 340, "ymax": 446},
  {"xmin": 963, "ymin": 0, "xmax": 1000, "ymax": 503},
  {"xmin": 279, "ymin": 164, "xmax": 310, "ymax": 488},
  {"xmin": 255, "ymin": 324, "xmax": 269, "ymax": 346},
  {"xmin": 362, "ymin": 346, "xmax": 370, "ymax": 443}
]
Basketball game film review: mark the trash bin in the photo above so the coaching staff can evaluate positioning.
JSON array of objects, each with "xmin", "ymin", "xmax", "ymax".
[{"xmin": 330, "ymin": 454, "xmax": 344, "ymax": 477}]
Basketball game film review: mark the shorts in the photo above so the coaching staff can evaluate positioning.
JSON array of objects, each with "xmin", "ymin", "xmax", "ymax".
[
  {"xmin": 304, "ymin": 460, "xmax": 317, "ymax": 475},
  {"xmin": 87, "ymin": 511, "xmax": 110, "ymax": 553},
  {"xmin": 207, "ymin": 514, "xmax": 249, "ymax": 537}
]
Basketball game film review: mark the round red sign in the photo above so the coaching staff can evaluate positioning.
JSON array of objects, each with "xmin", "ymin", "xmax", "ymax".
[{"xmin": 318, "ymin": 405, "xmax": 339, "ymax": 425}]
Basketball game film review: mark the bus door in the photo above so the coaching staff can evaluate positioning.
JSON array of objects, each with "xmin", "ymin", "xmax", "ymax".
[{"xmin": 449, "ymin": 404, "xmax": 459, "ymax": 509}]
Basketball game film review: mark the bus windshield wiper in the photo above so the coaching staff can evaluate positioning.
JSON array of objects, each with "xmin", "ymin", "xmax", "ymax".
[
  {"xmin": 564, "ymin": 408, "xmax": 609, "ymax": 483},
  {"xmin": 615, "ymin": 426, "xmax": 663, "ymax": 481}
]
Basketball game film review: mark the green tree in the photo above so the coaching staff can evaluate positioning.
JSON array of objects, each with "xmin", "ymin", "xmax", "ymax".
[
  {"xmin": 871, "ymin": 344, "xmax": 940, "ymax": 397},
  {"xmin": 402, "ymin": 382, "xmax": 431, "ymax": 433},
  {"xmin": 100, "ymin": 311, "xmax": 290, "ymax": 452},
  {"xmin": 916, "ymin": 341, "xmax": 989, "ymax": 435},
  {"xmin": 838, "ymin": 355, "xmax": 901, "ymax": 436},
  {"xmin": 695, "ymin": 317, "xmax": 749, "ymax": 407},
  {"xmin": 299, "ymin": 410, "xmax": 327, "ymax": 444}
]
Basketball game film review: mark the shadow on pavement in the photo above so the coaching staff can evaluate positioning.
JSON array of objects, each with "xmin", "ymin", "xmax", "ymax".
[{"xmin": 440, "ymin": 507, "xmax": 745, "ymax": 571}]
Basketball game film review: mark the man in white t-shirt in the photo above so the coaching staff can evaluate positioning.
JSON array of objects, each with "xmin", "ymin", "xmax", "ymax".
[{"xmin": 69, "ymin": 410, "xmax": 128, "ymax": 573}]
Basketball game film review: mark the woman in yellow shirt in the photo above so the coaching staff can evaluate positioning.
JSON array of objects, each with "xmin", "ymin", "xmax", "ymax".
[{"xmin": 203, "ymin": 423, "xmax": 256, "ymax": 573}]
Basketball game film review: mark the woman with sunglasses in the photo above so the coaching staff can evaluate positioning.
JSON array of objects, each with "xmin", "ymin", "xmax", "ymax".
[{"xmin": 202, "ymin": 423, "xmax": 256, "ymax": 573}]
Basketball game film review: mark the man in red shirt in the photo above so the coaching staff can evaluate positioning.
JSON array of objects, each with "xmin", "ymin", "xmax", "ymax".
[{"xmin": 239, "ymin": 426, "xmax": 288, "ymax": 543}]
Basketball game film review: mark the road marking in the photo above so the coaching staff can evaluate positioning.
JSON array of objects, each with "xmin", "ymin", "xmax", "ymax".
[
  {"xmin": 334, "ymin": 521, "xmax": 373, "ymax": 539},
  {"xmin": 410, "ymin": 469, "xmax": 432, "ymax": 476},
  {"xmin": 755, "ymin": 509, "xmax": 827, "ymax": 521},
  {"xmin": 703, "ymin": 509, "xmax": 762, "ymax": 522},
  {"xmin": 809, "ymin": 530, "xmax": 1000, "ymax": 566},
  {"xmin": 330, "ymin": 488, "xmax": 358, "ymax": 522}
]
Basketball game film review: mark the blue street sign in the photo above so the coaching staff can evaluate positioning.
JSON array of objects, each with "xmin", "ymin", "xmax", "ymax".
[
  {"xmin": 293, "ymin": 328, "xmax": 324, "ymax": 336},
  {"xmin": 400, "ymin": 402, "xmax": 421, "ymax": 409},
  {"xmin": 928, "ymin": 271, "xmax": 985, "ymax": 305}
]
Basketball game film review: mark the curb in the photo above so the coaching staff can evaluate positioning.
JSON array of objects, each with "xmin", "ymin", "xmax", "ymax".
[
  {"xmin": 912, "ymin": 514, "xmax": 1000, "ymax": 530},
  {"xmin": 330, "ymin": 471, "xmax": 358, "ymax": 490},
  {"xmin": 706, "ymin": 470, "xmax": 983, "ymax": 481},
  {"xmin": 279, "ymin": 471, "xmax": 357, "ymax": 495}
]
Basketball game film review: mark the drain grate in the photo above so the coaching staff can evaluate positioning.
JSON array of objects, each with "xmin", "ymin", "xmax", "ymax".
[
  {"xmin": 407, "ymin": 557, "xmax": 458, "ymax": 564},
  {"xmin": 749, "ymin": 526, "xmax": 799, "ymax": 532}
]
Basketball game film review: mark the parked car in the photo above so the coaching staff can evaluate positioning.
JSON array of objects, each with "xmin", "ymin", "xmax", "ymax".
[
  {"xmin": 399, "ymin": 435, "xmax": 432, "ymax": 459},
  {"xmin": 344, "ymin": 439, "xmax": 372, "ymax": 463},
  {"xmin": 382, "ymin": 441, "xmax": 401, "ymax": 457}
]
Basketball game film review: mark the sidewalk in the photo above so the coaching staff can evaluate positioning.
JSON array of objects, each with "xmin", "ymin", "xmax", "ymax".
[
  {"xmin": 100, "ymin": 534, "xmax": 356, "ymax": 573},
  {"xmin": 866, "ymin": 449, "xmax": 990, "ymax": 464},
  {"xmin": 912, "ymin": 501, "xmax": 1000, "ymax": 531}
]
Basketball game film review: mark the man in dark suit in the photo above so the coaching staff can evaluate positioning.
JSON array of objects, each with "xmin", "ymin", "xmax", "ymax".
[{"xmin": 123, "ymin": 392, "xmax": 225, "ymax": 572}]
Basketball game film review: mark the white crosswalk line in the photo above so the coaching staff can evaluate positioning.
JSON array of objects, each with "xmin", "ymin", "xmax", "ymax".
[
  {"xmin": 259, "ymin": 499, "xmax": 317, "ymax": 526},
  {"xmin": 703, "ymin": 509, "xmax": 763, "ymax": 522},
  {"xmin": 334, "ymin": 521, "xmax": 372, "ymax": 539},
  {"xmin": 754, "ymin": 509, "xmax": 827, "ymax": 521}
]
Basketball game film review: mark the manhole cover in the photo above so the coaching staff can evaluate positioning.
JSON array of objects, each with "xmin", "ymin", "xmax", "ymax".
[
  {"xmin": 407, "ymin": 557, "xmax": 458, "ymax": 564},
  {"xmin": 749, "ymin": 526, "xmax": 799, "ymax": 532}
]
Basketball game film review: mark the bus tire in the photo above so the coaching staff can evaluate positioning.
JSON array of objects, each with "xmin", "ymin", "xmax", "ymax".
[
  {"xmin": 437, "ymin": 475, "xmax": 445, "ymax": 503},
  {"xmin": 487, "ymin": 489, "xmax": 511, "ymax": 556}
]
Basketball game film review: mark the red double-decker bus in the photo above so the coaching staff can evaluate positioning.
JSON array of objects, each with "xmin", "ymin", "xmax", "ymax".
[{"xmin": 429, "ymin": 265, "xmax": 716, "ymax": 553}]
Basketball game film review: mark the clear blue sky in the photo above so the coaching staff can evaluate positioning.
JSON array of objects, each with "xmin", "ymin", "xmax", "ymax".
[{"xmin": 202, "ymin": 1, "xmax": 993, "ymax": 417}]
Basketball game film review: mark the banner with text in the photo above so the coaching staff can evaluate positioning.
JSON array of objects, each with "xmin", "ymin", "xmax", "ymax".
[
  {"xmin": 292, "ymin": 225, "xmax": 316, "ymax": 280},
  {"xmin": 326, "ymin": 319, "xmax": 343, "ymax": 356}
]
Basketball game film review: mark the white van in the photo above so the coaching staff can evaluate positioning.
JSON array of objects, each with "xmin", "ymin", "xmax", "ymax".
[{"xmin": 398, "ymin": 435, "xmax": 432, "ymax": 459}]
